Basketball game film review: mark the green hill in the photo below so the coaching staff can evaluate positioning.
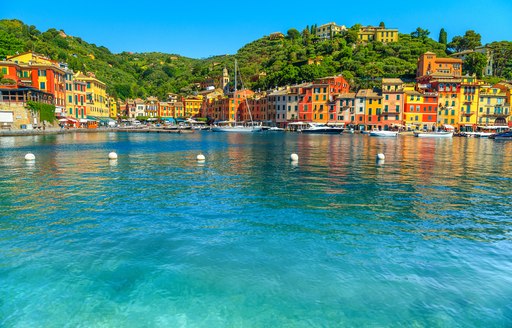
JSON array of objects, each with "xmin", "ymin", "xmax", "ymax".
[{"xmin": 1, "ymin": 19, "xmax": 510, "ymax": 100}]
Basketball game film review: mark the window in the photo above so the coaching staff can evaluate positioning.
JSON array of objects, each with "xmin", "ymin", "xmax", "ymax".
[
  {"xmin": 385, "ymin": 105, "xmax": 388, "ymax": 112},
  {"xmin": 1, "ymin": 67, "xmax": 6, "ymax": 74},
  {"xmin": 385, "ymin": 95, "xmax": 389, "ymax": 100},
  {"xmin": 68, "ymin": 95, "xmax": 72, "ymax": 103},
  {"xmin": 397, "ymin": 95, "xmax": 400, "ymax": 100},
  {"xmin": 39, "ymin": 82, "xmax": 45, "ymax": 89},
  {"xmin": 396, "ymin": 105, "xmax": 399, "ymax": 112}
]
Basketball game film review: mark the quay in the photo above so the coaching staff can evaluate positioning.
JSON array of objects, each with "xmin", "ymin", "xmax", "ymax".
[{"xmin": 0, "ymin": 127, "xmax": 195, "ymax": 137}]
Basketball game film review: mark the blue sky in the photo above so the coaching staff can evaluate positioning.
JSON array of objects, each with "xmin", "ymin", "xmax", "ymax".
[{"xmin": 2, "ymin": 0, "xmax": 511, "ymax": 58}]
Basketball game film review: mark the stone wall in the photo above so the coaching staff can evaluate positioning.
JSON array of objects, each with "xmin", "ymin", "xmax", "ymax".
[{"xmin": 0, "ymin": 102, "xmax": 36, "ymax": 130}]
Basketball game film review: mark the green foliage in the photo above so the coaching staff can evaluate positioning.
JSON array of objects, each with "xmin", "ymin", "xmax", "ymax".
[
  {"xmin": 4, "ymin": 18, "xmax": 504, "ymax": 99},
  {"xmin": 463, "ymin": 52, "xmax": 487, "ymax": 78},
  {"xmin": 0, "ymin": 77, "xmax": 16, "ymax": 85},
  {"xmin": 411, "ymin": 27, "xmax": 430, "ymax": 40},
  {"xmin": 286, "ymin": 28, "xmax": 301, "ymax": 40},
  {"xmin": 439, "ymin": 28, "xmax": 447, "ymax": 45},
  {"xmin": 26, "ymin": 100, "xmax": 56, "ymax": 123},
  {"xmin": 488, "ymin": 41, "xmax": 512, "ymax": 79},
  {"xmin": 448, "ymin": 30, "xmax": 482, "ymax": 52}
]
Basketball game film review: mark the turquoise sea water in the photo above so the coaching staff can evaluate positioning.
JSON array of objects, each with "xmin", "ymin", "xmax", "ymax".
[{"xmin": 1, "ymin": 131, "xmax": 511, "ymax": 327}]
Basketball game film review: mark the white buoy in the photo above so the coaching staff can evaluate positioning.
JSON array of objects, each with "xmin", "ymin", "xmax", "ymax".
[
  {"xmin": 196, "ymin": 154, "xmax": 205, "ymax": 162},
  {"xmin": 25, "ymin": 153, "xmax": 35, "ymax": 161},
  {"xmin": 377, "ymin": 153, "xmax": 385, "ymax": 160},
  {"xmin": 108, "ymin": 152, "xmax": 118, "ymax": 160},
  {"xmin": 290, "ymin": 153, "xmax": 299, "ymax": 162}
]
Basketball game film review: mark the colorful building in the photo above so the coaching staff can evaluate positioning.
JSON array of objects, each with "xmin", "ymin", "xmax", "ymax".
[
  {"xmin": 358, "ymin": 26, "xmax": 399, "ymax": 43},
  {"xmin": 403, "ymin": 87, "xmax": 438, "ymax": 130},
  {"xmin": 477, "ymin": 86, "xmax": 510, "ymax": 127},
  {"xmin": 380, "ymin": 78, "xmax": 405, "ymax": 130},
  {"xmin": 5, "ymin": 52, "xmax": 66, "ymax": 115},
  {"xmin": 182, "ymin": 95, "xmax": 203, "ymax": 118},
  {"xmin": 144, "ymin": 96, "xmax": 159, "ymax": 118},
  {"xmin": 316, "ymin": 22, "xmax": 347, "ymax": 40},
  {"xmin": 336, "ymin": 93, "xmax": 356, "ymax": 127},
  {"xmin": 295, "ymin": 83, "xmax": 313, "ymax": 122},
  {"xmin": 417, "ymin": 52, "xmax": 462, "ymax": 78},
  {"xmin": 74, "ymin": 71, "xmax": 108, "ymax": 118},
  {"xmin": 108, "ymin": 96, "xmax": 119, "ymax": 119},
  {"xmin": 458, "ymin": 77, "xmax": 485, "ymax": 132}
]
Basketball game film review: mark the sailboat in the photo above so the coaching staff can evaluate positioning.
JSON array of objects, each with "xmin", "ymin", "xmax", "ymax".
[{"xmin": 211, "ymin": 60, "xmax": 262, "ymax": 133}]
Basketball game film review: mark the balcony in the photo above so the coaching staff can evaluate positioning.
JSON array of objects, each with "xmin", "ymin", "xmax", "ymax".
[
  {"xmin": 482, "ymin": 113, "xmax": 509, "ymax": 118},
  {"xmin": 461, "ymin": 111, "xmax": 475, "ymax": 116}
]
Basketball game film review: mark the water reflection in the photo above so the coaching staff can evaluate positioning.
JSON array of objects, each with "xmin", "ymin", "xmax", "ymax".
[{"xmin": 1, "ymin": 132, "xmax": 512, "ymax": 326}]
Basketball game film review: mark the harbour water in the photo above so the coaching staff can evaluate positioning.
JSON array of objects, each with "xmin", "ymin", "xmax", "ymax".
[{"xmin": 1, "ymin": 132, "xmax": 511, "ymax": 327}]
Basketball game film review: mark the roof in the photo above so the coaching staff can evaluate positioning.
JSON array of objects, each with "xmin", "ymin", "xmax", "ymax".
[
  {"xmin": 356, "ymin": 89, "xmax": 381, "ymax": 98},
  {"xmin": 435, "ymin": 57, "xmax": 463, "ymax": 63},
  {"xmin": 337, "ymin": 92, "xmax": 356, "ymax": 99},
  {"xmin": 268, "ymin": 89, "xmax": 289, "ymax": 96},
  {"xmin": 404, "ymin": 90, "xmax": 423, "ymax": 96},
  {"xmin": 382, "ymin": 78, "xmax": 404, "ymax": 85}
]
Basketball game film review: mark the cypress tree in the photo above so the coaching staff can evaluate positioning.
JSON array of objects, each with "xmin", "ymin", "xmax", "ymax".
[{"xmin": 439, "ymin": 28, "xmax": 447, "ymax": 45}]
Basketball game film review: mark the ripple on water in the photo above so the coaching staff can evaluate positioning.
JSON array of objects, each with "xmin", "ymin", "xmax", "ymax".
[{"xmin": 0, "ymin": 132, "xmax": 512, "ymax": 326}]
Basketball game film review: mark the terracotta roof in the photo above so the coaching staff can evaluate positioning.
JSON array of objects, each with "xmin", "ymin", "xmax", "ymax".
[
  {"xmin": 435, "ymin": 57, "xmax": 463, "ymax": 63},
  {"xmin": 337, "ymin": 92, "xmax": 356, "ymax": 98},
  {"xmin": 382, "ymin": 78, "xmax": 404, "ymax": 85}
]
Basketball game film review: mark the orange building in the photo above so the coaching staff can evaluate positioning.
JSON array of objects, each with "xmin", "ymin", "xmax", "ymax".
[
  {"xmin": 315, "ymin": 75, "xmax": 350, "ymax": 95},
  {"xmin": 5, "ymin": 52, "xmax": 66, "ymax": 113},
  {"xmin": 417, "ymin": 52, "xmax": 462, "ymax": 78},
  {"xmin": 311, "ymin": 83, "xmax": 329, "ymax": 123}
]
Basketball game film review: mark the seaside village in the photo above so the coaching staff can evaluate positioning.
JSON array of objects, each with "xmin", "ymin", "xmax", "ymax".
[{"xmin": 0, "ymin": 22, "xmax": 511, "ymax": 133}]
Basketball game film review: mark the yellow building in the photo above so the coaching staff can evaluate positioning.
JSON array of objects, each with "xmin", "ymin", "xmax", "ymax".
[
  {"xmin": 403, "ymin": 87, "xmax": 424, "ymax": 129},
  {"xmin": 74, "ymin": 71, "xmax": 108, "ymax": 118},
  {"xmin": 477, "ymin": 86, "xmax": 510, "ymax": 127},
  {"xmin": 64, "ymin": 67, "xmax": 87, "ymax": 119},
  {"xmin": 358, "ymin": 26, "xmax": 399, "ymax": 43},
  {"xmin": 108, "ymin": 96, "xmax": 119, "ymax": 119},
  {"xmin": 182, "ymin": 95, "xmax": 203, "ymax": 117},
  {"xmin": 7, "ymin": 52, "xmax": 54, "ymax": 65},
  {"xmin": 364, "ymin": 89, "xmax": 383, "ymax": 131},
  {"xmin": 459, "ymin": 77, "xmax": 485, "ymax": 132}
]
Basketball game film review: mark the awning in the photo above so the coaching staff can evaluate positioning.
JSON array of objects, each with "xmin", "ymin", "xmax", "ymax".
[{"xmin": 443, "ymin": 124, "xmax": 455, "ymax": 130}]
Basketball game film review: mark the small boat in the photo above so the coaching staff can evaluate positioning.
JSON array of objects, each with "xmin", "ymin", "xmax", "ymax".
[
  {"xmin": 300, "ymin": 123, "xmax": 344, "ymax": 134},
  {"xmin": 267, "ymin": 127, "xmax": 285, "ymax": 132},
  {"xmin": 369, "ymin": 130, "xmax": 398, "ymax": 137},
  {"xmin": 414, "ymin": 131, "xmax": 453, "ymax": 138},
  {"xmin": 489, "ymin": 130, "xmax": 512, "ymax": 140}
]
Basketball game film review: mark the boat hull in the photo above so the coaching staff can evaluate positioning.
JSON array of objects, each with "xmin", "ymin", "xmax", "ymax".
[
  {"xmin": 369, "ymin": 131, "xmax": 398, "ymax": 137},
  {"xmin": 301, "ymin": 128, "xmax": 343, "ymax": 134},
  {"xmin": 414, "ymin": 132, "xmax": 453, "ymax": 138},
  {"xmin": 211, "ymin": 126, "xmax": 263, "ymax": 133}
]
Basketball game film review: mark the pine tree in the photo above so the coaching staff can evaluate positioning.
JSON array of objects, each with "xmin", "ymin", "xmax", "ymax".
[{"xmin": 439, "ymin": 28, "xmax": 447, "ymax": 45}]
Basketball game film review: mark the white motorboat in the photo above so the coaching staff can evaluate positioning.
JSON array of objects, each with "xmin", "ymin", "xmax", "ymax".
[
  {"xmin": 211, "ymin": 124, "xmax": 262, "ymax": 133},
  {"xmin": 299, "ymin": 123, "xmax": 344, "ymax": 134},
  {"xmin": 369, "ymin": 130, "xmax": 398, "ymax": 137},
  {"xmin": 267, "ymin": 127, "xmax": 285, "ymax": 132},
  {"xmin": 414, "ymin": 131, "xmax": 453, "ymax": 138}
]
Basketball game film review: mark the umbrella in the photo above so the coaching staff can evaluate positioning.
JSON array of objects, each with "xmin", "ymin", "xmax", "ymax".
[{"xmin": 58, "ymin": 118, "xmax": 68, "ymax": 122}]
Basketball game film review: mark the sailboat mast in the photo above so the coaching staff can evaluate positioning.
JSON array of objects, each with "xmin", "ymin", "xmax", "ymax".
[{"xmin": 233, "ymin": 60, "xmax": 237, "ymax": 124}]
